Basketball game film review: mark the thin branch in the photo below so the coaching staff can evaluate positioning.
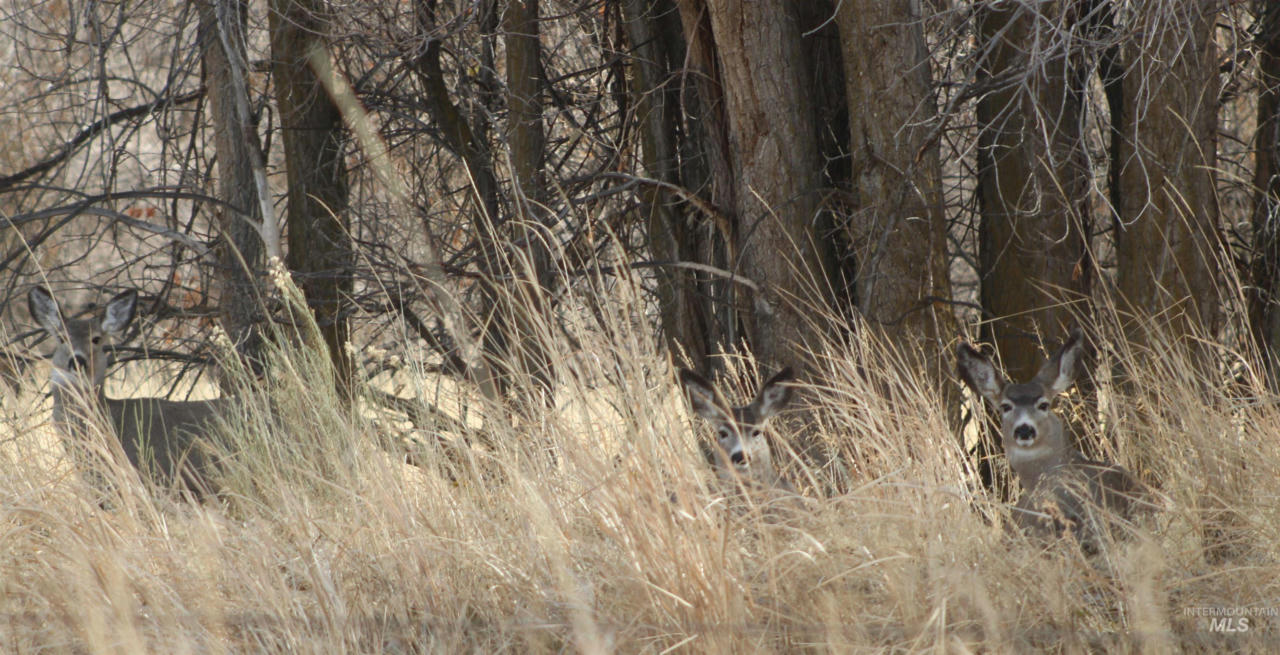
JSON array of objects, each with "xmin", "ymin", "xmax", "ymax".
[{"xmin": 0, "ymin": 89, "xmax": 204, "ymax": 192}]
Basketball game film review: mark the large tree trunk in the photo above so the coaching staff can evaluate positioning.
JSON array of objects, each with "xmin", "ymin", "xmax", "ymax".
[
  {"xmin": 974, "ymin": 1, "xmax": 1091, "ymax": 383},
  {"xmin": 269, "ymin": 0, "xmax": 353, "ymax": 401},
  {"xmin": 1251, "ymin": 0, "xmax": 1280, "ymax": 386},
  {"xmin": 972, "ymin": 2, "xmax": 1093, "ymax": 493},
  {"xmin": 1114, "ymin": 2, "xmax": 1228, "ymax": 560},
  {"xmin": 200, "ymin": 0, "xmax": 266, "ymax": 374},
  {"xmin": 678, "ymin": 0, "xmax": 835, "ymax": 371},
  {"xmin": 836, "ymin": 0, "xmax": 954, "ymax": 368},
  {"xmin": 1114, "ymin": 3, "xmax": 1221, "ymax": 345}
]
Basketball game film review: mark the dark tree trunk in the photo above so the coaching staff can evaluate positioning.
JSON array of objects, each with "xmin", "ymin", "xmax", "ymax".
[
  {"xmin": 1251, "ymin": 0, "xmax": 1280, "ymax": 386},
  {"xmin": 972, "ymin": 1, "xmax": 1093, "ymax": 493},
  {"xmin": 675, "ymin": 0, "xmax": 837, "ymax": 371},
  {"xmin": 501, "ymin": 0, "xmax": 554, "ymax": 403},
  {"xmin": 269, "ymin": 0, "xmax": 353, "ymax": 401},
  {"xmin": 1114, "ymin": 3, "xmax": 1221, "ymax": 345},
  {"xmin": 974, "ymin": 1, "xmax": 1091, "ymax": 383},
  {"xmin": 622, "ymin": 0, "xmax": 714, "ymax": 369}
]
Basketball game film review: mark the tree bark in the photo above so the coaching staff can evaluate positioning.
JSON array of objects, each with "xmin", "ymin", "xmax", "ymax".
[
  {"xmin": 974, "ymin": 1, "xmax": 1092, "ymax": 383},
  {"xmin": 502, "ymin": 0, "xmax": 554, "ymax": 402},
  {"xmin": 623, "ymin": 0, "xmax": 714, "ymax": 369},
  {"xmin": 673, "ymin": 1, "xmax": 739, "ymax": 366},
  {"xmin": 837, "ymin": 0, "xmax": 954, "ymax": 366},
  {"xmin": 1114, "ymin": 3, "xmax": 1221, "ymax": 345},
  {"xmin": 269, "ymin": 0, "xmax": 353, "ymax": 400},
  {"xmin": 687, "ymin": 0, "xmax": 835, "ymax": 370},
  {"xmin": 1251, "ymin": 0, "xmax": 1280, "ymax": 385},
  {"xmin": 200, "ymin": 0, "xmax": 266, "ymax": 374}
]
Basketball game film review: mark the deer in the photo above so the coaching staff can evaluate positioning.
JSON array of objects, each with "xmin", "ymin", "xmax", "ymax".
[
  {"xmin": 678, "ymin": 367, "xmax": 797, "ymax": 493},
  {"xmin": 956, "ymin": 328, "xmax": 1151, "ymax": 553},
  {"xmin": 27, "ymin": 286, "xmax": 228, "ymax": 498}
]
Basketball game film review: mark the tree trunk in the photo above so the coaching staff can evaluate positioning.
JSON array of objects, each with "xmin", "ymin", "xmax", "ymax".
[
  {"xmin": 622, "ymin": 0, "xmax": 715, "ymax": 369},
  {"xmin": 671, "ymin": 2, "xmax": 742, "ymax": 369},
  {"xmin": 269, "ymin": 0, "xmax": 353, "ymax": 401},
  {"xmin": 409, "ymin": 0, "xmax": 509, "ymax": 406},
  {"xmin": 1114, "ymin": 3, "xmax": 1221, "ymax": 345},
  {"xmin": 502, "ymin": 0, "xmax": 554, "ymax": 402},
  {"xmin": 837, "ymin": 0, "xmax": 954, "ymax": 368},
  {"xmin": 1251, "ymin": 0, "xmax": 1280, "ymax": 385},
  {"xmin": 971, "ymin": 1, "xmax": 1094, "ymax": 493},
  {"xmin": 974, "ymin": 1, "xmax": 1091, "ymax": 383},
  {"xmin": 685, "ymin": 0, "xmax": 835, "ymax": 371},
  {"xmin": 200, "ymin": 0, "xmax": 265, "ymax": 374}
]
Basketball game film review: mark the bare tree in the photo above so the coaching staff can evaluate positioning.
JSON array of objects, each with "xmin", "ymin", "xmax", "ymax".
[
  {"xmin": 674, "ymin": 0, "xmax": 838, "ymax": 370},
  {"xmin": 500, "ymin": 0, "xmax": 554, "ymax": 403},
  {"xmin": 622, "ymin": 0, "xmax": 718, "ymax": 369}
]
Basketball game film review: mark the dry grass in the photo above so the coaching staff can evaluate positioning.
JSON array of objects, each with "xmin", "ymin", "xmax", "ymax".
[{"xmin": 2, "ymin": 279, "xmax": 1279, "ymax": 653}]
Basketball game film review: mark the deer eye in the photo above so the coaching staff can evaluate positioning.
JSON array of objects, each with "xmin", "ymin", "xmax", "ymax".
[
  {"xmin": 999, "ymin": 402, "xmax": 1013, "ymax": 413},
  {"xmin": 717, "ymin": 429, "xmax": 732, "ymax": 442},
  {"xmin": 91, "ymin": 336, "xmax": 102, "ymax": 345},
  {"xmin": 1037, "ymin": 401, "xmax": 1050, "ymax": 411}
]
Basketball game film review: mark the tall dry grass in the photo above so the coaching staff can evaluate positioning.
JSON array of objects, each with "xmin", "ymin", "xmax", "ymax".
[{"xmin": 1, "ymin": 270, "xmax": 1278, "ymax": 652}]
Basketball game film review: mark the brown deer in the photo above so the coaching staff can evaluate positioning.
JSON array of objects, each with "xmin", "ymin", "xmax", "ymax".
[
  {"xmin": 956, "ymin": 329, "xmax": 1151, "ymax": 553},
  {"xmin": 678, "ymin": 367, "xmax": 796, "ymax": 492},
  {"xmin": 28, "ymin": 286, "xmax": 227, "ymax": 498}
]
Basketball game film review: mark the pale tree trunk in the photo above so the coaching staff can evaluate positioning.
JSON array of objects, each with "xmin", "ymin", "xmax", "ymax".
[
  {"xmin": 1114, "ymin": 3, "xmax": 1221, "ymax": 345},
  {"xmin": 975, "ymin": 1, "xmax": 1092, "ymax": 384},
  {"xmin": 269, "ymin": 0, "xmax": 353, "ymax": 400},
  {"xmin": 200, "ymin": 0, "xmax": 265, "ymax": 374},
  {"xmin": 836, "ymin": 0, "xmax": 955, "ymax": 371}
]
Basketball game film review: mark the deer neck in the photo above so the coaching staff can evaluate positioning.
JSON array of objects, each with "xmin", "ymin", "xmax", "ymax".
[
  {"xmin": 50, "ymin": 383, "xmax": 112, "ymax": 436},
  {"xmin": 1008, "ymin": 445, "xmax": 1082, "ymax": 491}
]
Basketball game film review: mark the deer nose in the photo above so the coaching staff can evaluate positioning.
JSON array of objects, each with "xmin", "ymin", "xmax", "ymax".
[
  {"xmin": 69, "ymin": 355, "xmax": 89, "ymax": 372},
  {"xmin": 730, "ymin": 450, "xmax": 746, "ymax": 465},
  {"xmin": 1013, "ymin": 425, "xmax": 1036, "ymax": 442}
]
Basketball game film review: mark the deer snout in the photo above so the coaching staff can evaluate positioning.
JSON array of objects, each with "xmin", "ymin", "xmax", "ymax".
[
  {"xmin": 1013, "ymin": 424, "xmax": 1036, "ymax": 443},
  {"xmin": 729, "ymin": 450, "xmax": 746, "ymax": 465},
  {"xmin": 69, "ymin": 354, "xmax": 90, "ymax": 373}
]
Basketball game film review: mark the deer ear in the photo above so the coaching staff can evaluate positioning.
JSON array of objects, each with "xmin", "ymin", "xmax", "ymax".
[
  {"xmin": 28, "ymin": 287, "xmax": 65, "ymax": 338},
  {"xmin": 100, "ymin": 290, "xmax": 138, "ymax": 336},
  {"xmin": 1034, "ymin": 328, "xmax": 1085, "ymax": 395},
  {"xmin": 753, "ymin": 367, "xmax": 795, "ymax": 419},
  {"xmin": 956, "ymin": 342, "xmax": 1005, "ymax": 405},
  {"xmin": 679, "ymin": 369, "xmax": 731, "ymax": 424}
]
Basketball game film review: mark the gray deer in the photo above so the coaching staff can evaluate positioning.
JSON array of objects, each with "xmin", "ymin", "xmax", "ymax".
[
  {"xmin": 678, "ymin": 367, "xmax": 796, "ymax": 492},
  {"xmin": 956, "ymin": 329, "xmax": 1150, "ymax": 553},
  {"xmin": 28, "ymin": 286, "xmax": 227, "ymax": 497}
]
